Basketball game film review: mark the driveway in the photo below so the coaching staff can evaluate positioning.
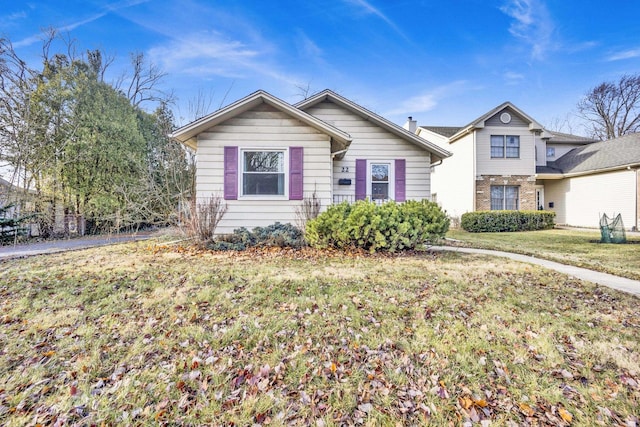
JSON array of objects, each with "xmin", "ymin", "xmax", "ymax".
[{"xmin": 0, "ymin": 232, "xmax": 155, "ymax": 261}]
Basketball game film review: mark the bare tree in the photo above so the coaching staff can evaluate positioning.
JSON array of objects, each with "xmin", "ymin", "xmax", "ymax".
[
  {"xmin": 577, "ymin": 74, "xmax": 640, "ymax": 140},
  {"xmin": 188, "ymin": 88, "xmax": 215, "ymax": 121},
  {"xmin": 122, "ymin": 52, "xmax": 171, "ymax": 107},
  {"xmin": 294, "ymin": 81, "xmax": 313, "ymax": 100},
  {"xmin": 545, "ymin": 112, "xmax": 578, "ymax": 135}
]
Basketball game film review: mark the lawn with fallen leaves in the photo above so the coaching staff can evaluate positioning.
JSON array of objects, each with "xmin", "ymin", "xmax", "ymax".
[
  {"xmin": 0, "ymin": 241, "xmax": 638, "ymax": 426},
  {"xmin": 447, "ymin": 228, "xmax": 640, "ymax": 281}
]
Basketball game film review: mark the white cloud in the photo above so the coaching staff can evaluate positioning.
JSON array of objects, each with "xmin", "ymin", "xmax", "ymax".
[
  {"xmin": 504, "ymin": 71, "xmax": 525, "ymax": 85},
  {"xmin": 499, "ymin": 0, "xmax": 555, "ymax": 60},
  {"xmin": 607, "ymin": 48, "xmax": 640, "ymax": 61},
  {"xmin": 384, "ymin": 80, "xmax": 469, "ymax": 116},
  {"xmin": 564, "ymin": 40, "xmax": 599, "ymax": 53},
  {"xmin": 148, "ymin": 31, "xmax": 304, "ymax": 88},
  {"xmin": 295, "ymin": 30, "xmax": 324, "ymax": 62},
  {"xmin": 149, "ymin": 32, "xmax": 258, "ymax": 66},
  {"xmin": 343, "ymin": 0, "xmax": 410, "ymax": 41},
  {"xmin": 13, "ymin": 0, "xmax": 151, "ymax": 48}
]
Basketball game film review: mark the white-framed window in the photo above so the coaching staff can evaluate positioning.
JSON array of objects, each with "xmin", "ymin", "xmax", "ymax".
[
  {"xmin": 368, "ymin": 161, "xmax": 394, "ymax": 201},
  {"xmin": 490, "ymin": 185, "xmax": 519, "ymax": 210},
  {"xmin": 546, "ymin": 147, "xmax": 555, "ymax": 158},
  {"xmin": 241, "ymin": 150, "xmax": 286, "ymax": 196},
  {"xmin": 490, "ymin": 135, "xmax": 520, "ymax": 158}
]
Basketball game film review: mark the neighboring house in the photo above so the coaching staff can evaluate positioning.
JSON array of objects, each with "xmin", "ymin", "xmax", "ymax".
[
  {"xmin": 538, "ymin": 133, "xmax": 640, "ymax": 230},
  {"xmin": 0, "ymin": 176, "xmax": 32, "ymax": 218},
  {"xmin": 171, "ymin": 90, "xmax": 451, "ymax": 234},
  {"xmin": 415, "ymin": 102, "xmax": 595, "ymax": 220}
]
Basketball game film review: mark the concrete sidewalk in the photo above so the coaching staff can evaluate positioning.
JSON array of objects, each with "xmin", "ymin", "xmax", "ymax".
[
  {"xmin": 0, "ymin": 232, "xmax": 155, "ymax": 261},
  {"xmin": 429, "ymin": 245, "xmax": 640, "ymax": 297}
]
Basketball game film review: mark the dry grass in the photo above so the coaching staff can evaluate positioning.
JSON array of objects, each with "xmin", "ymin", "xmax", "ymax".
[
  {"xmin": 0, "ymin": 241, "xmax": 638, "ymax": 426},
  {"xmin": 447, "ymin": 228, "xmax": 640, "ymax": 280}
]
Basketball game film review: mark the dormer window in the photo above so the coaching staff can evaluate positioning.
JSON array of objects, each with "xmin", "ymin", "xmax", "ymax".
[{"xmin": 546, "ymin": 147, "xmax": 555, "ymax": 158}]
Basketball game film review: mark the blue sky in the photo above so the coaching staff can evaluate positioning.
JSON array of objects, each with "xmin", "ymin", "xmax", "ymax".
[{"xmin": 3, "ymin": 0, "xmax": 640, "ymax": 132}]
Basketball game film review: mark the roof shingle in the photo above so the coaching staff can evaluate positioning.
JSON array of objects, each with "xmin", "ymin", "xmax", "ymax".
[{"xmin": 542, "ymin": 133, "xmax": 640, "ymax": 175}]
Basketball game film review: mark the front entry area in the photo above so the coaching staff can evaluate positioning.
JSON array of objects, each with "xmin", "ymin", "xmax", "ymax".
[{"xmin": 535, "ymin": 186, "xmax": 544, "ymax": 211}]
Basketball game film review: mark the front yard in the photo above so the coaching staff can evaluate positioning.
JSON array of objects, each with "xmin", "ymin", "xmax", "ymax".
[
  {"xmin": 0, "ymin": 241, "xmax": 638, "ymax": 425},
  {"xmin": 447, "ymin": 228, "xmax": 640, "ymax": 281}
]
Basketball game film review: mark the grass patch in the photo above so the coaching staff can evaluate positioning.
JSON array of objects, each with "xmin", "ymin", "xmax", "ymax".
[
  {"xmin": 0, "ymin": 241, "xmax": 638, "ymax": 425},
  {"xmin": 447, "ymin": 228, "xmax": 640, "ymax": 280}
]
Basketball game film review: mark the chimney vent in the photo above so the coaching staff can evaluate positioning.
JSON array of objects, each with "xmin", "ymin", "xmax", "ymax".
[{"xmin": 403, "ymin": 116, "xmax": 417, "ymax": 133}]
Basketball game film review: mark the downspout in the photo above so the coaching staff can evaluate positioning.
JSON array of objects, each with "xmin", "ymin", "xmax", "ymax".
[
  {"xmin": 636, "ymin": 167, "xmax": 639, "ymax": 231},
  {"xmin": 472, "ymin": 131, "xmax": 477, "ymax": 211}
]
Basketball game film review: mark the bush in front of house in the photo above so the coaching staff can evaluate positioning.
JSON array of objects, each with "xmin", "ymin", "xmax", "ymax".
[
  {"xmin": 208, "ymin": 222, "xmax": 305, "ymax": 250},
  {"xmin": 460, "ymin": 210, "xmax": 556, "ymax": 232},
  {"xmin": 305, "ymin": 199, "xmax": 449, "ymax": 252}
]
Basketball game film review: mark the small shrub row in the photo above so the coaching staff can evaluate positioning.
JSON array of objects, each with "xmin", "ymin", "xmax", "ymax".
[
  {"xmin": 460, "ymin": 210, "xmax": 555, "ymax": 232},
  {"xmin": 208, "ymin": 222, "xmax": 305, "ymax": 251},
  {"xmin": 305, "ymin": 199, "xmax": 449, "ymax": 253}
]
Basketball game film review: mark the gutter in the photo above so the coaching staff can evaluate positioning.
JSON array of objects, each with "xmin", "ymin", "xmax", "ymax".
[
  {"xmin": 536, "ymin": 163, "xmax": 640, "ymax": 180},
  {"xmin": 331, "ymin": 149, "xmax": 348, "ymax": 159},
  {"xmin": 562, "ymin": 162, "xmax": 640, "ymax": 178}
]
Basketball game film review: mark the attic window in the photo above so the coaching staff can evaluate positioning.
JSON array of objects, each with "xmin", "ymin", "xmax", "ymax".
[{"xmin": 500, "ymin": 112, "xmax": 512, "ymax": 124}]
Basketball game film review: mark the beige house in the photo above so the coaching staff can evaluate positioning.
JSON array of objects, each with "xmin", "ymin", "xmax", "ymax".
[
  {"xmin": 171, "ymin": 90, "xmax": 451, "ymax": 234},
  {"xmin": 538, "ymin": 133, "xmax": 640, "ymax": 230},
  {"xmin": 417, "ymin": 102, "xmax": 640, "ymax": 230},
  {"xmin": 416, "ymin": 102, "xmax": 591, "ymax": 218}
]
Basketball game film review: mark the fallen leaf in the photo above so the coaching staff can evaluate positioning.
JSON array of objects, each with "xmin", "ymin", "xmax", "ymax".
[
  {"xmin": 519, "ymin": 402, "xmax": 535, "ymax": 417},
  {"xmin": 473, "ymin": 398, "xmax": 488, "ymax": 408},
  {"xmin": 558, "ymin": 407, "xmax": 573, "ymax": 423}
]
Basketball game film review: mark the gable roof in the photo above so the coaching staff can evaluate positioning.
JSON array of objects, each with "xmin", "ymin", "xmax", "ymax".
[
  {"xmin": 296, "ymin": 90, "xmax": 452, "ymax": 162},
  {"xmin": 537, "ymin": 133, "xmax": 640, "ymax": 177},
  {"xmin": 170, "ymin": 90, "xmax": 352, "ymax": 153},
  {"xmin": 419, "ymin": 126, "xmax": 462, "ymax": 138},
  {"xmin": 448, "ymin": 101, "xmax": 545, "ymax": 143},
  {"xmin": 545, "ymin": 130, "xmax": 596, "ymax": 145}
]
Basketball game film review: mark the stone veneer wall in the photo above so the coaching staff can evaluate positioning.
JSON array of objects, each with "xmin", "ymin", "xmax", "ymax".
[{"xmin": 475, "ymin": 175, "xmax": 537, "ymax": 211}]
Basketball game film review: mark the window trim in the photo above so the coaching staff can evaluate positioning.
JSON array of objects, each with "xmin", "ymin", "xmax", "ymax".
[
  {"xmin": 367, "ymin": 160, "xmax": 395, "ymax": 201},
  {"xmin": 490, "ymin": 185, "xmax": 520, "ymax": 210},
  {"xmin": 239, "ymin": 148, "xmax": 288, "ymax": 200},
  {"xmin": 490, "ymin": 135, "xmax": 520, "ymax": 159}
]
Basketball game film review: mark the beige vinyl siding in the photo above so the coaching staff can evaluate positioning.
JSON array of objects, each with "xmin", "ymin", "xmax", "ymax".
[
  {"xmin": 416, "ymin": 128, "xmax": 449, "ymax": 146},
  {"xmin": 545, "ymin": 169, "xmax": 636, "ymax": 227},
  {"xmin": 430, "ymin": 133, "xmax": 475, "ymax": 218},
  {"xmin": 196, "ymin": 103, "xmax": 332, "ymax": 234},
  {"xmin": 485, "ymin": 108, "xmax": 529, "ymax": 127},
  {"xmin": 476, "ymin": 127, "xmax": 536, "ymax": 176},
  {"xmin": 546, "ymin": 143, "xmax": 583, "ymax": 161},
  {"xmin": 304, "ymin": 101, "xmax": 432, "ymax": 201},
  {"xmin": 535, "ymin": 139, "xmax": 547, "ymax": 166}
]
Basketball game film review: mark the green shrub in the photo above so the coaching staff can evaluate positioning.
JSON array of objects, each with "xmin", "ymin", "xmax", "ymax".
[
  {"xmin": 460, "ymin": 210, "xmax": 555, "ymax": 232},
  {"xmin": 305, "ymin": 199, "xmax": 449, "ymax": 252},
  {"xmin": 209, "ymin": 222, "xmax": 305, "ymax": 251}
]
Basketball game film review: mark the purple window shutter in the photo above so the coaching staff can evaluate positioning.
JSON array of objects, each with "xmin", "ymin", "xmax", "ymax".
[
  {"xmin": 395, "ymin": 159, "xmax": 406, "ymax": 202},
  {"xmin": 224, "ymin": 146, "xmax": 238, "ymax": 200},
  {"xmin": 355, "ymin": 159, "xmax": 366, "ymax": 200},
  {"xmin": 289, "ymin": 147, "xmax": 304, "ymax": 200}
]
